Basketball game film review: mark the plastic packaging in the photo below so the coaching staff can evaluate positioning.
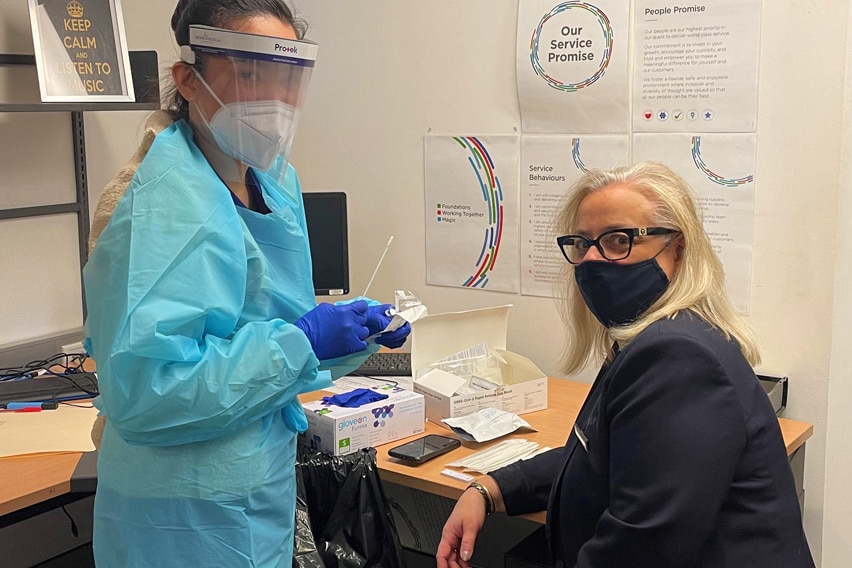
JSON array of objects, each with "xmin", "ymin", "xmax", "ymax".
[
  {"xmin": 441, "ymin": 407, "xmax": 536, "ymax": 443},
  {"xmin": 394, "ymin": 289, "xmax": 423, "ymax": 312},
  {"xmin": 416, "ymin": 342, "xmax": 505, "ymax": 387}
]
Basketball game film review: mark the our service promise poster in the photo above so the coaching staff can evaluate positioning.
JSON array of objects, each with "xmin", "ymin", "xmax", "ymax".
[{"xmin": 517, "ymin": 0, "xmax": 631, "ymax": 133}]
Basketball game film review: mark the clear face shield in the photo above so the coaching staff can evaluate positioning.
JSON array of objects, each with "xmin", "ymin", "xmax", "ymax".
[{"xmin": 180, "ymin": 25, "xmax": 317, "ymax": 186}]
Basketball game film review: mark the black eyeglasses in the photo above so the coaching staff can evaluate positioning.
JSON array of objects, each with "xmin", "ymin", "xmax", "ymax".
[{"xmin": 556, "ymin": 227, "xmax": 679, "ymax": 264}]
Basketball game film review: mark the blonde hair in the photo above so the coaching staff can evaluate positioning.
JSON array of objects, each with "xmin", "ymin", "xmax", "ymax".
[{"xmin": 554, "ymin": 161, "xmax": 760, "ymax": 375}]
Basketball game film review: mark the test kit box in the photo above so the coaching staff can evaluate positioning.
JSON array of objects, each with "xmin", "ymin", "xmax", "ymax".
[
  {"xmin": 302, "ymin": 386, "xmax": 425, "ymax": 456},
  {"xmin": 414, "ymin": 350, "xmax": 548, "ymax": 424},
  {"xmin": 410, "ymin": 305, "xmax": 548, "ymax": 424}
]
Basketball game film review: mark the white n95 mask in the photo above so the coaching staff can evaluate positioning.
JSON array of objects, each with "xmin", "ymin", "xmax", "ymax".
[
  {"xmin": 208, "ymin": 99, "xmax": 296, "ymax": 172},
  {"xmin": 194, "ymin": 69, "xmax": 296, "ymax": 172}
]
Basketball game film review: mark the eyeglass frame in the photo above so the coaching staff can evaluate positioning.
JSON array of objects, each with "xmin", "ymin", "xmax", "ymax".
[{"xmin": 556, "ymin": 227, "xmax": 680, "ymax": 265}]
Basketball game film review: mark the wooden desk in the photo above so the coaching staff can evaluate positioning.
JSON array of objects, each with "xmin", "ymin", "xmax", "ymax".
[
  {"xmin": 0, "ymin": 453, "xmax": 83, "ymax": 517},
  {"xmin": 0, "ymin": 378, "xmax": 814, "ymax": 521},
  {"xmin": 303, "ymin": 378, "xmax": 814, "ymax": 524}
]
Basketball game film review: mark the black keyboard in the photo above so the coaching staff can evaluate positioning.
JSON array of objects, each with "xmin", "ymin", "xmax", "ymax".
[
  {"xmin": 0, "ymin": 372, "xmax": 99, "ymax": 405},
  {"xmin": 353, "ymin": 352, "xmax": 412, "ymax": 376}
]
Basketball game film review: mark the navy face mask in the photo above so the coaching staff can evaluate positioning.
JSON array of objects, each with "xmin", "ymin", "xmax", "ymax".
[{"xmin": 574, "ymin": 258, "xmax": 670, "ymax": 327}]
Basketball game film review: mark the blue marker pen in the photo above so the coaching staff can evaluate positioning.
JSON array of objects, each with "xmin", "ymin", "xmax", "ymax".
[
  {"xmin": 5, "ymin": 401, "xmax": 59, "ymax": 410},
  {"xmin": 6, "ymin": 402, "xmax": 42, "ymax": 410}
]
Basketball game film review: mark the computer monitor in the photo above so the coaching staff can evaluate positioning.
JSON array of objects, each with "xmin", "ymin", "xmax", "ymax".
[{"xmin": 303, "ymin": 191, "xmax": 349, "ymax": 296}]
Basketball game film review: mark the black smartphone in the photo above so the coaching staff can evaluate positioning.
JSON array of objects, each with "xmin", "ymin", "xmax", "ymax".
[{"xmin": 387, "ymin": 434, "xmax": 461, "ymax": 464}]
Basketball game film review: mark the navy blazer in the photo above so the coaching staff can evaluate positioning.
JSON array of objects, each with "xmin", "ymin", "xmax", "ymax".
[{"xmin": 492, "ymin": 312, "xmax": 814, "ymax": 567}]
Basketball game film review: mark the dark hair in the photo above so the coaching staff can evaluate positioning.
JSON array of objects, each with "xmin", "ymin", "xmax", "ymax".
[{"xmin": 163, "ymin": 0, "xmax": 308, "ymax": 120}]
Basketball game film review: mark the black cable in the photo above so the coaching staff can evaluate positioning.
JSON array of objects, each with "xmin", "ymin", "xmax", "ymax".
[
  {"xmin": 61, "ymin": 505, "xmax": 79, "ymax": 538},
  {"xmin": 0, "ymin": 352, "xmax": 90, "ymax": 381},
  {"xmin": 387, "ymin": 498, "xmax": 421, "ymax": 548},
  {"xmin": 59, "ymin": 400, "xmax": 95, "ymax": 408}
]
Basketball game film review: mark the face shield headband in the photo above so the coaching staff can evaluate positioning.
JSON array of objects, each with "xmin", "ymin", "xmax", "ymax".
[{"xmin": 180, "ymin": 25, "xmax": 318, "ymax": 184}]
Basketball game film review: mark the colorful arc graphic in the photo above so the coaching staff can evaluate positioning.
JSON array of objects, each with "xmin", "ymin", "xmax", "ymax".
[
  {"xmin": 530, "ymin": 2, "xmax": 613, "ymax": 92},
  {"xmin": 571, "ymin": 138, "xmax": 589, "ymax": 173},
  {"xmin": 691, "ymin": 136, "xmax": 754, "ymax": 187},
  {"xmin": 452, "ymin": 136, "xmax": 505, "ymax": 289}
]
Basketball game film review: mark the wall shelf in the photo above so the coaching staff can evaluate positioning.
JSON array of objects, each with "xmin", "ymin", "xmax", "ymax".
[
  {"xmin": 0, "ymin": 50, "xmax": 161, "ymax": 317},
  {"xmin": 0, "ymin": 51, "xmax": 160, "ymax": 111}
]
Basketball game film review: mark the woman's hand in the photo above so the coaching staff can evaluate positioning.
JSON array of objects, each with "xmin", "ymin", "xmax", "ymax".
[
  {"xmin": 437, "ymin": 477, "xmax": 502, "ymax": 567},
  {"xmin": 293, "ymin": 301, "xmax": 369, "ymax": 359}
]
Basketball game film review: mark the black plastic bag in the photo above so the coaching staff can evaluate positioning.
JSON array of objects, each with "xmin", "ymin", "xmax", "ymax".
[
  {"xmin": 293, "ymin": 466, "xmax": 325, "ymax": 568},
  {"xmin": 294, "ymin": 446, "xmax": 406, "ymax": 568}
]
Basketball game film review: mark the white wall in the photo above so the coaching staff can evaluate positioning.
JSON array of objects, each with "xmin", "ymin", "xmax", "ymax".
[
  {"xmin": 823, "ymin": 5, "xmax": 852, "ymax": 565},
  {"xmin": 1, "ymin": 0, "xmax": 849, "ymax": 564},
  {"xmin": 747, "ymin": 3, "xmax": 846, "ymax": 563}
]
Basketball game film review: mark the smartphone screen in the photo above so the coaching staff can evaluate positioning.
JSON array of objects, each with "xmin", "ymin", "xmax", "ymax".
[{"xmin": 387, "ymin": 434, "xmax": 461, "ymax": 464}]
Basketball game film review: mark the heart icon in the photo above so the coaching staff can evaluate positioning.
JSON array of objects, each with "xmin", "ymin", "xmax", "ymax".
[{"xmin": 644, "ymin": 111, "xmax": 653, "ymax": 120}]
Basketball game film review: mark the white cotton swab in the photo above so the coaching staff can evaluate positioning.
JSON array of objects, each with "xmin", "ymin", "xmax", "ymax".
[{"xmin": 362, "ymin": 236, "xmax": 394, "ymax": 298}]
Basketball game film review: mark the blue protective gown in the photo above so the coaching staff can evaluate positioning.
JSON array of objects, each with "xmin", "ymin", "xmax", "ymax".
[{"xmin": 83, "ymin": 119, "xmax": 375, "ymax": 567}]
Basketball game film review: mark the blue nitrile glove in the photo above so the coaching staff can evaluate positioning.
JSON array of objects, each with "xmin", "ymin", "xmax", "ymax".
[
  {"xmin": 366, "ymin": 304, "xmax": 411, "ymax": 349},
  {"xmin": 321, "ymin": 388, "xmax": 389, "ymax": 408},
  {"xmin": 294, "ymin": 301, "xmax": 369, "ymax": 360}
]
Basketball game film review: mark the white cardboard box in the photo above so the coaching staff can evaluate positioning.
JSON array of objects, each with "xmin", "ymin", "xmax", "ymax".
[
  {"xmin": 302, "ymin": 386, "xmax": 425, "ymax": 456},
  {"xmin": 410, "ymin": 305, "xmax": 548, "ymax": 424}
]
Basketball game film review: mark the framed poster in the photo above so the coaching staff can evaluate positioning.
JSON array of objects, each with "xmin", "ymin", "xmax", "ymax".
[{"xmin": 27, "ymin": 0, "xmax": 135, "ymax": 102}]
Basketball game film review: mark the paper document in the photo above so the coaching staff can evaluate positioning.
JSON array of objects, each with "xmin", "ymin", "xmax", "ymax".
[{"xmin": 0, "ymin": 404, "xmax": 98, "ymax": 458}]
